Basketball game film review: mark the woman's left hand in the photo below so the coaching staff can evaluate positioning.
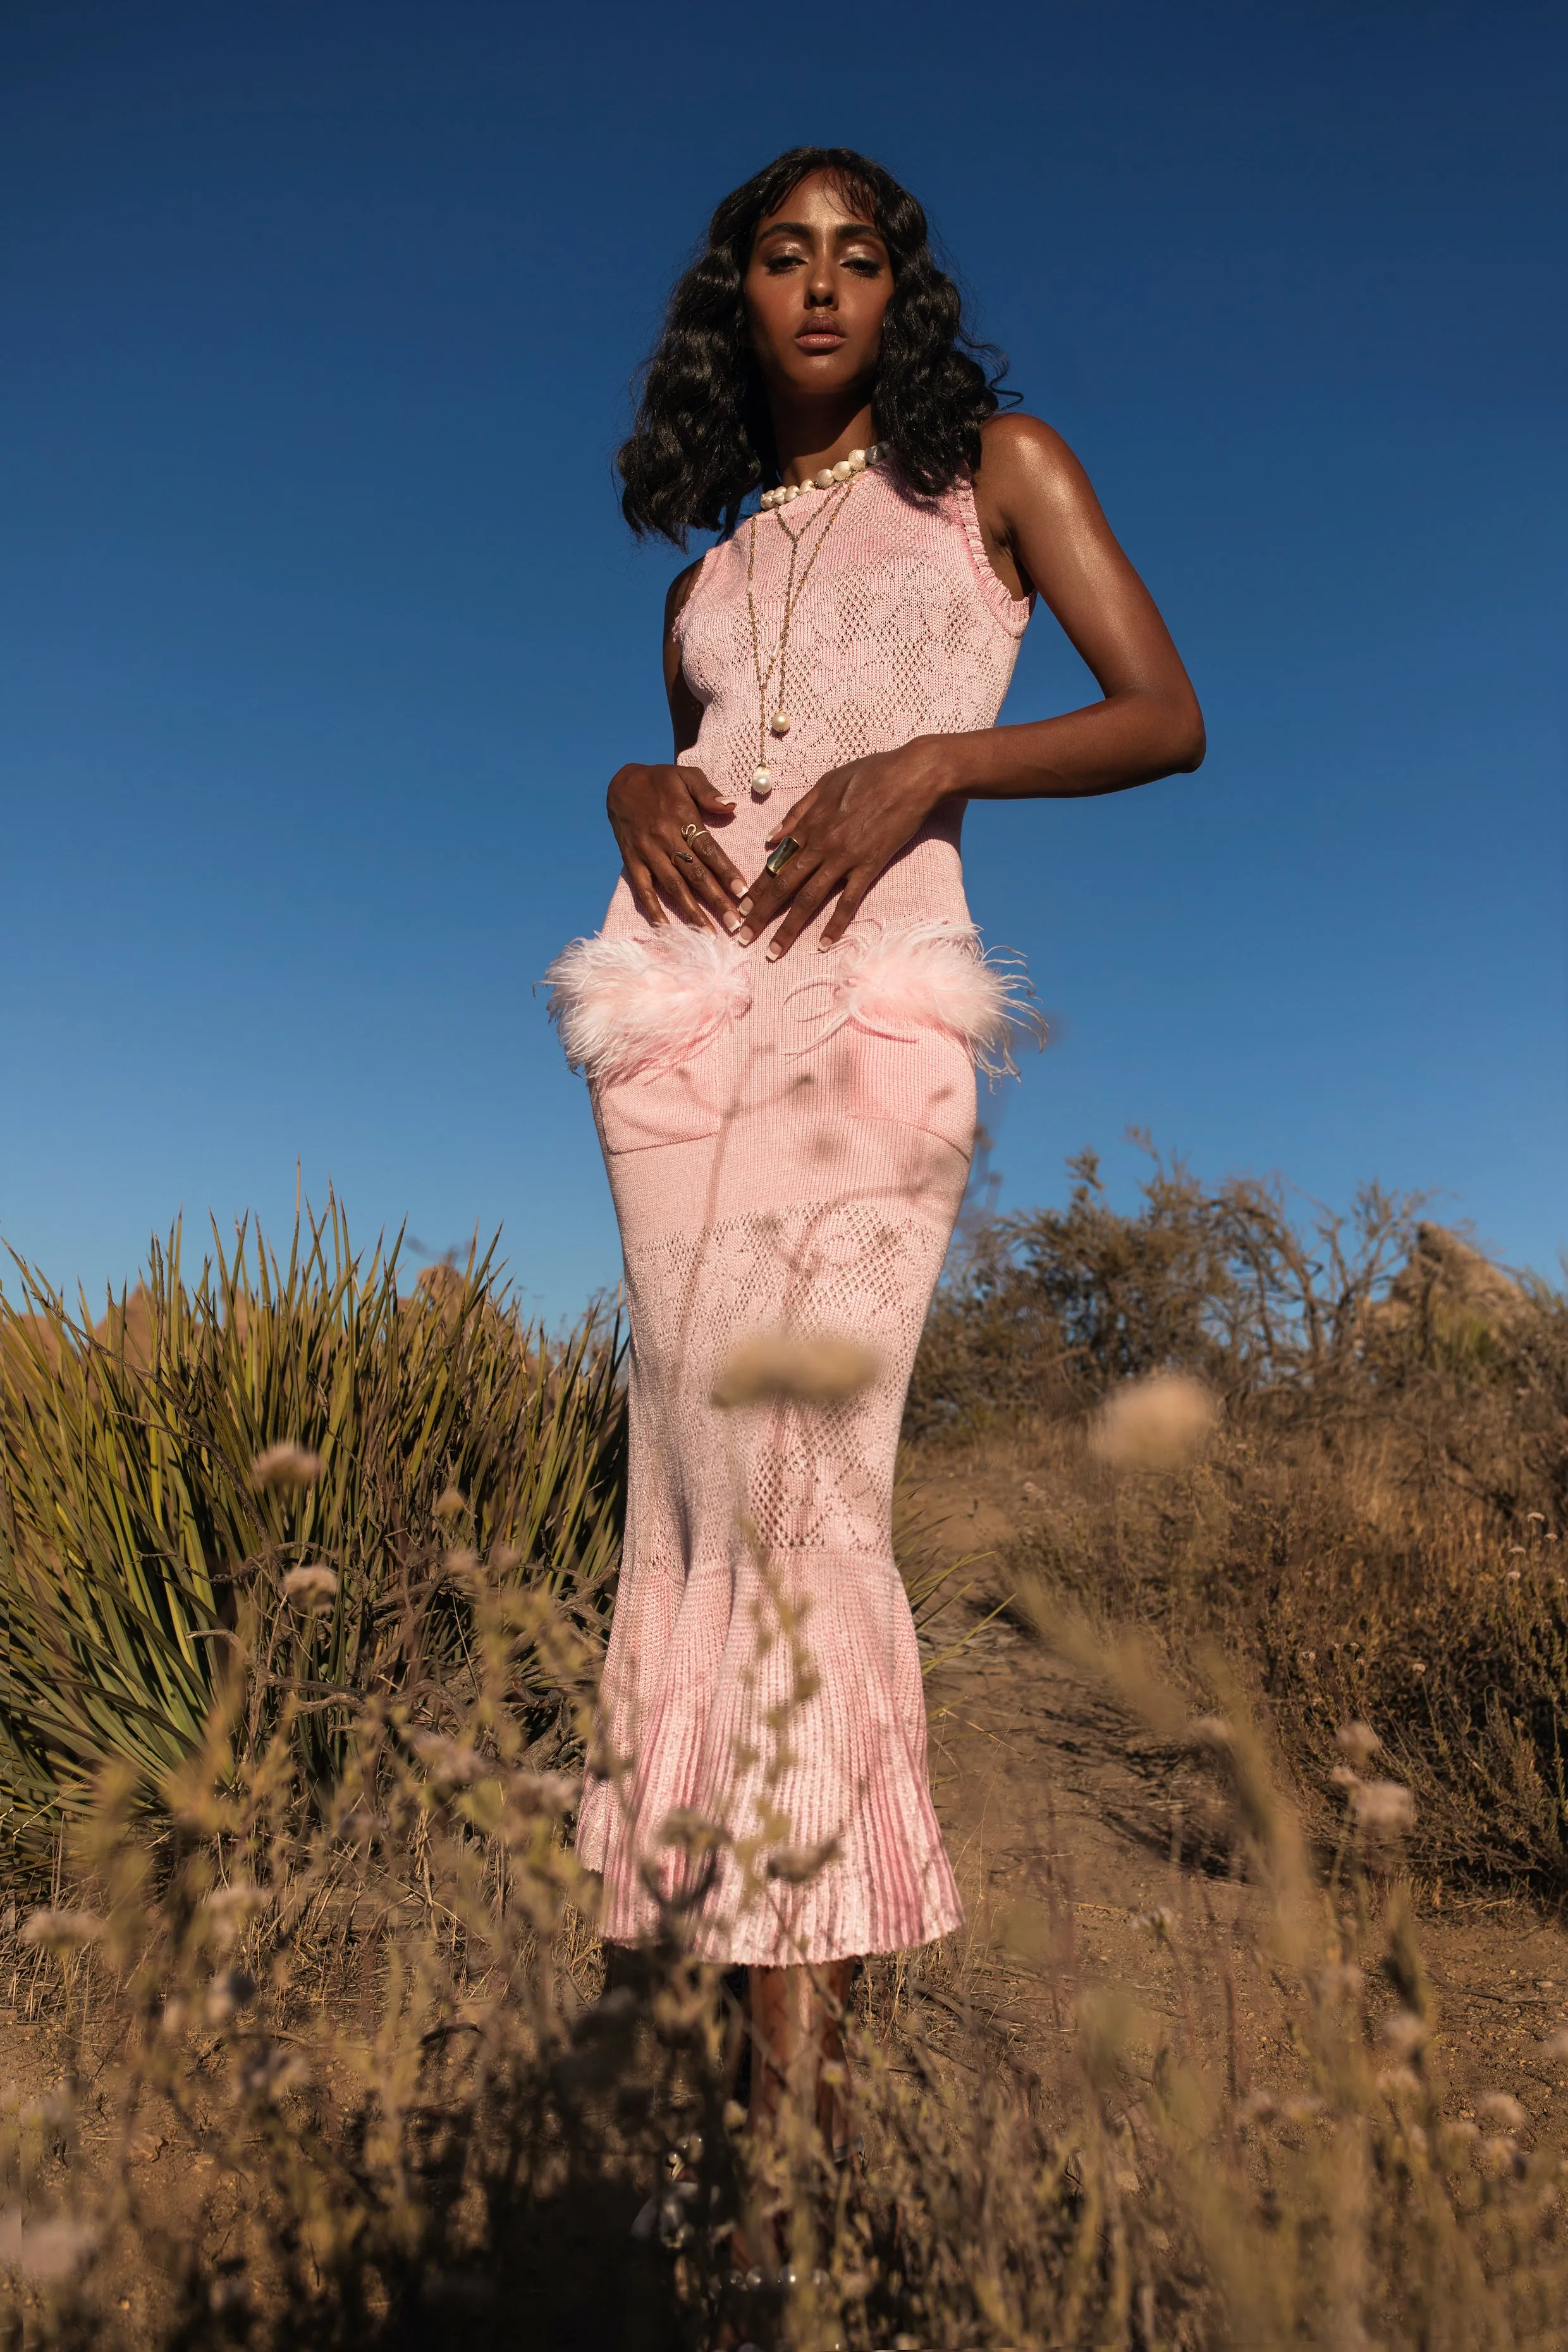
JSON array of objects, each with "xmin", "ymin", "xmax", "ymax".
[{"xmin": 735, "ymin": 735, "xmax": 960, "ymax": 959}]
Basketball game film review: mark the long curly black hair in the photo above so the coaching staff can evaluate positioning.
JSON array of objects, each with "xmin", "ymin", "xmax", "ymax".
[{"xmin": 618, "ymin": 146, "xmax": 1010, "ymax": 544}]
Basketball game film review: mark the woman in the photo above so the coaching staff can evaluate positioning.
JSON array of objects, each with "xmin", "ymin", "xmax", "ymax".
[{"xmin": 549, "ymin": 147, "xmax": 1202, "ymax": 2141}]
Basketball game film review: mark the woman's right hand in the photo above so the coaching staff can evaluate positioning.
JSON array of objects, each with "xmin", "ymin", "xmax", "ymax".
[{"xmin": 606, "ymin": 763, "xmax": 747, "ymax": 931}]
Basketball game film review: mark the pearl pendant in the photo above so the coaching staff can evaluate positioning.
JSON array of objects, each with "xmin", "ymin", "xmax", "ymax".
[
  {"xmin": 769, "ymin": 711, "xmax": 790, "ymax": 737},
  {"xmin": 752, "ymin": 764, "xmax": 773, "ymax": 795}
]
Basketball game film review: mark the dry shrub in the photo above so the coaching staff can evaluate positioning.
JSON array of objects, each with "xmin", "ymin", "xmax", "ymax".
[{"xmin": 916, "ymin": 1141, "xmax": 1568, "ymax": 1893}]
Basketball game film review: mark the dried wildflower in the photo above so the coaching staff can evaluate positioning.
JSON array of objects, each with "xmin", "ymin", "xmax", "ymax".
[
  {"xmin": 434, "ymin": 1486, "xmax": 468, "ymax": 1520},
  {"xmin": 0, "ymin": 2210, "xmax": 101, "ymax": 2286},
  {"xmin": 1089, "ymin": 1371, "xmax": 1219, "ymax": 1471},
  {"xmin": 1380, "ymin": 2009, "xmax": 1429, "ymax": 2058},
  {"xmin": 281, "ymin": 1563, "xmax": 338, "ymax": 1609},
  {"xmin": 1539, "ymin": 2028, "xmax": 1568, "ymax": 2064},
  {"xmin": 659, "ymin": 1807, "xmax": 723, "ymax": 1854},
  {"xmin": 202, "ymin": 1882, "xmax": 262, "ymax": 1921},
  {"xmin": 711, "ymin": 1331, "xmax": 881, "ymax": 1408},
  {"xmin": 234, "ymin": 2042, "xmax": 309, "ymax": 2103},
  {"xmin": 1188, "ymin": 1716, "xmax": 1233, "ymax": 1753},
  {"xmin": 1336, "ymin": 1720, "xmax": 1381, "ymax": 1763},
  {"xmin": 21, "ymin": 1908, "xmax": 102, "ymax": 1949},
  {"xmin": 766, "ymin": 1838, "xmax": 840, "ymax": 1885},
  {"xmin": 250, "ymin": 1441, "xmax": 322, "ymax": 1490},
  {"xmin": 1320, "ymin": 1963, "xmax": 1364, "ymax": 2003},
  {"xmin": 204, "ymin": 1968, "xmax": 257, "ymax": 2026},
  {"xmin": 510, "ymin": 1770, "xmax": 580, "ymax": 1817},
  {"xmin": 201, "ymin": 1882, "xmax": 264, "ymax": 1952},
  {"xmin": 1351, "ymin": 1779, "xmax": 1415, "ymax": 1833},
  {"xmin": 1478, "ymin": 2090, "xmax": 1528, "ymax": 2131},
  {"xmin": 19, "ymin": 2091, "xmax": 72, "ymax": 2131},
  {"xmin": 1480, "ymin": 2133, "xmax": 1524, "ymax": 2177},
  {"xmin": 1135, "ymin": 1906, "xmax": 1177, "ymax": 1940},
  {"xmin": 410, "ymin": 1733, "xmax": 486, "ymax": 1785},
  {"xmin": 1376, "ymin": 2065, "xmax": 1422, "ymax": 2097},
  {"xmin": 1237, "ymin": 2089, "xmax": 1277, "ymax": 2123},
  {"xmin": 1282, "ymin": 2093, "xmax": 1327, "ymax": 2122}
]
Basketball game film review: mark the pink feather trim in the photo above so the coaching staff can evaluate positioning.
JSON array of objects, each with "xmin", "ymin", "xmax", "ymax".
[
  {"xmin": 792, "ymin": 919, "xmax": 1043, "ymax": 1080},
  {"xmin": 544, "ymin": 919, "xmax": 1041, "ymax": 1086},
  {"xmin": 544, "ymin": 929, "xmax": 753, "ymax": 1085}
]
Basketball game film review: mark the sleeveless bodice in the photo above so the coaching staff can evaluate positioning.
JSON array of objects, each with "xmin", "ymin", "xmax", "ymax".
[{"xmin": 605, "ymin": 466, "xmax": 1030, "ymax": 941}]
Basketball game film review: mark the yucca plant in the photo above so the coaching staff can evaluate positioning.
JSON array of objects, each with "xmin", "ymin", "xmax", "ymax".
[{"xmin": 0, "ymin": 1199, "xmax": 626, "ymax": 1865}]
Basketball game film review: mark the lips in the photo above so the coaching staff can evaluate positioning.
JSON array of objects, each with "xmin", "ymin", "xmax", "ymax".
[{"xmin": 796, "ymin": 324, "xmax": 846, "ymax": 351}]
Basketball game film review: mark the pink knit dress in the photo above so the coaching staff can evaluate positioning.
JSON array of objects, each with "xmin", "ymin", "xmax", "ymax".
[{"xmin": 549, "ymin": 463, "xmax": 1032, "ymax": 1964}]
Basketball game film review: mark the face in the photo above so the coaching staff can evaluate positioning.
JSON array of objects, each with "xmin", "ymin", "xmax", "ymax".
[{"xmin": 742, "ymin": 170, "xmax": 893, "ymax": 406}]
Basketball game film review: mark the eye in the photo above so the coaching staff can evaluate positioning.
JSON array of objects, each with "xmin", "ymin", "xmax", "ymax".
[{"xmin": 843, "ymin": 255, "xmax": 884, "ymax": 276}]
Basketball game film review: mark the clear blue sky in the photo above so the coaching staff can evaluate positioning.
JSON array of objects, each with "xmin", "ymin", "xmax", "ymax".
[{"xmin": 2, "ymin": 1, "xmax": 1563, "ymax": 1325}]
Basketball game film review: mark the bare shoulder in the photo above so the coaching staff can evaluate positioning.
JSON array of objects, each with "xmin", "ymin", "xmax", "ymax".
[
  {"xmin": 663, "ymin": 553, "xmax": 707, "ymax": 635},
  {"xmin": 974, "ymin": 413, "xmax": 1098, "ymax": 517}
]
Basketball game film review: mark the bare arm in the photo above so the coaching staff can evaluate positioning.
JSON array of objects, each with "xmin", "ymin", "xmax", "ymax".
[
  {"xmin": 959, "ymin": 413, "xmax": 1205, "ymax": 796},
  {"xmin": 736, "ymin": 414, "xmax": 1204, "ymax": 957}
]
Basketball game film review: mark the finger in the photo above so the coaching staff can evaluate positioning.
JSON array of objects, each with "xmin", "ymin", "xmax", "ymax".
[
  {"xmin": 687, "ymin": 828, "xmax": 748, "ymax": 909},
  {"xmin": 673, "ymin": 842, "xmax": 745, "ymax": 930},
  {"xmin": 765, "ymin": 866, "xmax": 847, "ymax": 961},
  {"xmin": 626, "ymin": 862, "xmax": 668, "ymax": 927},
  {"xmin": 740, "ymin": 827, "xmax": 832, "ymax": 919},
  {"xmin": 682, "ymin": 768, "xmax": 738, "ymax": 819},
  {"xmin": 654, "ymin": 856, "xmax": 721, "ymax": 930},
  {"xmin": 818, "ymin": 871, "xmax": 874, "ymax": 948},
  {"xmin": 735, "ymin": 849, "xmax": 826, "ymax": 944},
  {"xmin": 764, "ymin": 791, "xmax": 818, "ymax": 851}
]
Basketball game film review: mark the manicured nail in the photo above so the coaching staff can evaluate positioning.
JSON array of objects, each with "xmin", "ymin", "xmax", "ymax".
[
  {"xmin": 818, "ymin": 936, "xmax": 835, "ymax": 951},
  {"xmin": 728, "ymin": 878, "xmax": 747, "ymax": 898},
  {"xmin": 737, "ymin": 926, "xmax": 753, "ymax": 945},
  {"xmin": 723, "ymin": 913, "xmax": 741, "ymax": 933},
  {"xmin": 736, "ymin": 898, "xmax": 752, "ymax": 917},
  {"xmin": 765, "ymin": 943, "xmax": 781, "ymax": 962}
]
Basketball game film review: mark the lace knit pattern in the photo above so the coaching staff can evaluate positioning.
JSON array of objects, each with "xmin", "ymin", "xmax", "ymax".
[{"xmin": 572, "ymin": 466, "xmax": 1031, "ymax": 1963}]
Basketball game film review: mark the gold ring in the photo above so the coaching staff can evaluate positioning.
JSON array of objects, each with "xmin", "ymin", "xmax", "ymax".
[
  {"xmin": 764, "ymin": 835, "xmax": 802, "ymax": 877},
  {"xmin": 680, "ymin": 822, "xmax": 709, "ymax": 845}
]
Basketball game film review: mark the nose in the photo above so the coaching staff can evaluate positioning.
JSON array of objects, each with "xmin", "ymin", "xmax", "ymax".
[{"xmin": 805, "ymin": 247, "xmax": 836, "ymax": 307}]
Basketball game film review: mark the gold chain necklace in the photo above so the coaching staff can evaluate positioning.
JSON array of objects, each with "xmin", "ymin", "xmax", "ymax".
[{"xmin": 744, "ymin": 453, "xmax": 874, "ymax": 797}]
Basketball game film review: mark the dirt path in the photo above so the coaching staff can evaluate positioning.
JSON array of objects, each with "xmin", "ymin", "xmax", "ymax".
[{"xmin": 907, "ymin": 1443, "xmax": 1568, "ymax": 2150}]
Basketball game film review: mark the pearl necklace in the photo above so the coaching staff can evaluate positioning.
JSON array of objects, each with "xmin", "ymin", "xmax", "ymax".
[
  {"xmin": 759, "ymin": 441, "xmax": 879, "ymax": 511},
  {"xmin": 745, "ymin": 444, "xmax": 879, "ymax": 797}
]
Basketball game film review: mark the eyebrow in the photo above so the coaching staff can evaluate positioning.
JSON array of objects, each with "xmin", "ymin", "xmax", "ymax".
[{"xmin": 754, "ymin": 217, "xmax": 886, "ymax": 243}]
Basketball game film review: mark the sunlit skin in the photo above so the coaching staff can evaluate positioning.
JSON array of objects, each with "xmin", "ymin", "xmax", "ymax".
[
  {"xmin": 606, "ymin": 168, "xmax": 1205, "ymax": 959},
  {"xmin": 603, "ymin": 169, "xmax": 1206, "ymax": 2213}
]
